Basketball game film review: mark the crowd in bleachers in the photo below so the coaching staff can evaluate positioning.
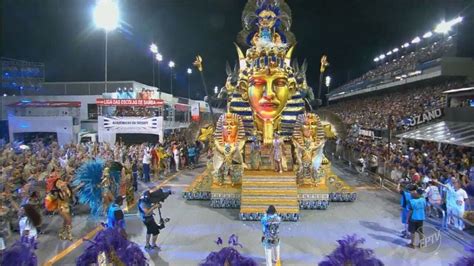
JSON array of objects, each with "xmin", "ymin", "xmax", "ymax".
[
  {"xmin": 333, "ymin": 37, "xmax": 455, "ymax": 94},
  {"xmin": 325, "ymin": 80, "xmax": 463, "ymax": 130}
]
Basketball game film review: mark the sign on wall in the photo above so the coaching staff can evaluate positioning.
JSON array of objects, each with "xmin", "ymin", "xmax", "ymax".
[
  {"xmin": 96, "ymin": 98, "xmax": 164, "ymax": 107},
  {"xmin": 409, "ymin": 108, "xmax": 443, "ymax": 127},
  {"xmin": 100, "ymin": 116, "xmax": 161, "ymax": 131},
  {"xmin": 191, "ymin": 102, "xmax": 200, "ymax": 121}
]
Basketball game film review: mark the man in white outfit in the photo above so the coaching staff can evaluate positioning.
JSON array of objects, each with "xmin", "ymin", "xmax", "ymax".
[{"xmin": 261, "ymin": 205, "xmax": 281, "ymax": 266}]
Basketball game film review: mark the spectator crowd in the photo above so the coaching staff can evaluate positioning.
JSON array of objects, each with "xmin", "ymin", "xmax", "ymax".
[{"xmin": 324, "ymin": 80, "xmax": 464, "ymax": 130}]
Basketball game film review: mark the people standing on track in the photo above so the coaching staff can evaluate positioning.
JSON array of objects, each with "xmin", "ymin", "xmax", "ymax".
[{"xmin": 261, "ymin": 205, "xmax": 281, "ymax": 266}]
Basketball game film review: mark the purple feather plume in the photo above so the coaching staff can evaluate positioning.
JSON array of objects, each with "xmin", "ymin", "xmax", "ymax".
[
  {"xmin": 76, "ymin": 227, "xmax": 147, "ymax": 266},
  {"xmin": 319, "ymin": 234, "xmax": 384, "ymax": 266},
  {"xmin": 1, "ymin": 236, "xmax": 38, "ymax": 266},
  {"xmin": 201, "ymin": 235, "xmax": 256, "ymax": 266},
  {"xmin": 451, "ymin": 241, "xmax": 474, "ymax": 266},
  {"xmin": 200, "ymin": 247, "xmax": 258, "ymax": 266}
]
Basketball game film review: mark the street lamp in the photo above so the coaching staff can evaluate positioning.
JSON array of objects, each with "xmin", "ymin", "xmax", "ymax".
[
  {"xmin": 94, "ymin": 0, "xmax": 119, "ymax": 93},
  {"xmin": 150, "ymin": 43, "xmax": 158, "ymax": 87},
  {"xmin": 156, "ymin": 53, "xmax": 163, "ymax": 95},
  {"xmin": 325, "ymin": 76, "xmax": 331, "ymax": 88},
  {"xmin": 168, "ymin": 61, "xmax": 175, "ymax": 96},
  {"xmin": 187, "ymin": 68, "xmax": 192, "ymax": 99}
]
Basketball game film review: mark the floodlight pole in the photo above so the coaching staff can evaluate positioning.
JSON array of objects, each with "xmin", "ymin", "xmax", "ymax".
[{"xmin": 105, "ymin": 30, "xmax": 108, "ymax": 93}]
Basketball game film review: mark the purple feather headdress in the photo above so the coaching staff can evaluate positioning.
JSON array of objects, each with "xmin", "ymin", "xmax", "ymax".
[
  {"xmin": 319, "ymin": 234, "xmax": 384, "ymax": 266},
  {"xmin": 451, "ymin": 241, "xmax": 474, "ymax": 266},
  {"xmin": 1, "ymin": 236, "xmax": 38, "ymax": 266},
  {"xmin": 76, "ymin": 227, "xmax": 147, "ymax": 266},
  {"xmin": 200, "ymin": 235, "xmax": 257, "ymax": 266}
]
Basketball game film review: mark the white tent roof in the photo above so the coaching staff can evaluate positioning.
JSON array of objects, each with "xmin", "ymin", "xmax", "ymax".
[{"xmin": 397, "ymin": 121, "xmax": 474, "ymax": 147}]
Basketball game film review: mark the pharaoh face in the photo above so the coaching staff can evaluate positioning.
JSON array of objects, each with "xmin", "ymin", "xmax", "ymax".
[
  {"xmin": 222, "ymin": 114, "xmax": 238, "ymax": 143},
  {"xmin": 248, "ymin": 70, "xmax": 293, "ymax": 120},
  {"xmin": 258, "ymin": 10, "xmax": 277, "ymax": 28},
  {"xmin": 302, "ymin": 114, "xmax": 319, "ymax": 139}
]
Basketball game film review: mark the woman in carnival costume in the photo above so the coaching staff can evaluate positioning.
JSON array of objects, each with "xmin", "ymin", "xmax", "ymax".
[
  {"xmin": 44, "ymin": 178, "xmax": 74, "ymax": 240},
  {"xmin": 72, "ymin": 159, "xmax": 121, "ymax": 219}
]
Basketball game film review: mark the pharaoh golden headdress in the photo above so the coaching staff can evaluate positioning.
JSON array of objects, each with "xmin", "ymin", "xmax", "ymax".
[
  {"xmin": 292, "ymin": 113, "xmax": 325, "ymax": 146},
  {"xmin": 213, "ymin": 113, "xmax": 246, "ymax": 146}
]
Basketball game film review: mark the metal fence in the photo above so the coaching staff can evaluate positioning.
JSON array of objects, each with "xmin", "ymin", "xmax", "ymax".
[{"xmin": 325, "ymin": 140, "xmax": 474, "ymax": 238}]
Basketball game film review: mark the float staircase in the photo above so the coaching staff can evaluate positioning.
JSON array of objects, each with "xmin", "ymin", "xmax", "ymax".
[{"xmin": 239, "ymin": 170, "xmax": 299, "ymax": 221}]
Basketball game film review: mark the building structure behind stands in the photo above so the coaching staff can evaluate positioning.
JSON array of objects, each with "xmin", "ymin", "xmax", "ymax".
[{"xmin": 0, "ymin": 79, "xmax": 223, "ymax": 144}]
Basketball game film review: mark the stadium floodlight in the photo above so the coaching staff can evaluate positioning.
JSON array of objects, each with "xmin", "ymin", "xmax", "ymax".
[
  {"xmin": 423, "ymin": 31, "xmax": 433, "ymax": 38},
  {"xmin": 187, "ymin": 68, "xmax": 192, "ymax": 74},
  {"xmin": 373, "ymin": 57, "xmax": 379, "ymax": 62},
  {"xmin": 392, "ymin": 48, "xmax": 399, "ymax": 53},
  {"xmin": 386, "ymin": 51, "xmax": 392, "ymax": 56},
  {"xmin": 168, "ymin": 61, "xmax": 175, "ymax": 68},
  {"xmin": 150, "ymin": 43, "xmax": 158, "ymax": 54},
  {"xmin": 93, "ymin": 0, "xmax": 119, "ymax": 31},
  {"xmin": 411, "ymin": 36, "xmax": 421, "ymax": 44},
  {"xmin": 379, "ymin": 54, "xmax": 386, "ymax": 60},
  {"xmin": 155, "ymin": 53, "xmax": 163, "ymax": 62},
  {"xmin": 214, "ymin": 86, "xmax": 219, "ymax": 94},
  {"xmin": 435, "ymin": 16, "xmax": 463, "ymax": 34},
  {"xmin": 402, "ymin": 42, "xmax": 410, "ymax": 48}
]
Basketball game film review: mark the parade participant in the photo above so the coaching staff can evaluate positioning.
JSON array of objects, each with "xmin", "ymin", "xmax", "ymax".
[
  {"xmin": 271, "ymin": 133, "xmax": 284, "ymax": 173},
  {"xmin": 18, "ymin": 204, "xmax": 41, "ymax": 241},
  {"xmin": 249, "ymin": 132, "xmax": 262, "ymax": 170},
  {"xmin": 131, "ymin": 159, "xmax": 139, "ymax": 192},
  {"xmin": 188, "ymin": 144, "xmax": 196, "ymax": 168},
  {"xmin": 107, "ymin": 196, "xmax": 126, "ymax": 238},
  {"xmin": 48, "ymin": 179, "xmax": 74, "ymax": 240},
  {"xmin": 138, "ymin": 191, "xmax": 162, "ymax": 250},
  {"xmin": 142, "ymin": 147, "xmax": 152, "ymax": 182},
  {"xmin": 406, "ymin": 189, "xmax": 426, "ymax": 249},
  {"xmin": 261, "ymin": 205, "xmax": 281, "ymax": 266}
]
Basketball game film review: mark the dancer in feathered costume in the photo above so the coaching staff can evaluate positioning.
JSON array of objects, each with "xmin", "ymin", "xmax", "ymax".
[
  {"xmin": 73, "ymin": 159, "xmax": 119, "ymax": 218},
  {"xmin": 1, "ymin": 236, "xmax": 38, "ymax": 266},
  {"xmin": 76, "ymin": 227, "xmax": 147, "ymax": 266}
]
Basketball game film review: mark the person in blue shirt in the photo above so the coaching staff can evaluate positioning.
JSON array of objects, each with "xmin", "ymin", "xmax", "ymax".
[
  {"xmin": 261, "ymin": 205, "xmax": 281, "ymax": 266},
  {"xmin": 398, "ymin": 182, "xmax": 415, "ymax": 238},
  {"xmin": 407, "ymin": 189, "xmax": 427, "ymax": 248},
  {"xmin": 107, "ymin": 196, "xmax": 126, "ymax": 237},
  {"xmin": 188, "ymin": 145, "xmax": 196, "ymax": 168}
]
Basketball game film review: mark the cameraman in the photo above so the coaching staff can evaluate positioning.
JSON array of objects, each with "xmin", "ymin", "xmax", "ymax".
[{"xmin": 138, "ymin": 191, "xmax": 161, "ymax": 249}]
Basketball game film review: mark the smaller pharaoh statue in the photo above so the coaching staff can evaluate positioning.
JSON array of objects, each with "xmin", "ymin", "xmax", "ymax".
[
  {"xmin": 292, "ymin": 113, "xmax": 325, "ymax": 185},
  {"xmin": 212, "ymin": 113, "xmax": 246, "ymax": 186}
]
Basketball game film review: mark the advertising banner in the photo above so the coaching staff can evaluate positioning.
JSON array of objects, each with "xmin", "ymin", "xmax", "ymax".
[
  {"xmin": 191, "ymin": 102, "xmax": 200, "ymax": 121},
  {"xmin": 409, "ymin": 108, "xmax": 443, "ymax": 127},
  {"xmin": 96, "ymin": 98, "xmax": 164, "ymax": 107}
]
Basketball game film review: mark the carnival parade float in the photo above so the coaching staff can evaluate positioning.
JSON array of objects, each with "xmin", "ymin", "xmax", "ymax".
[{"xmin": 184, "ymin": 0, "xmax": 355, "ymax": 221}]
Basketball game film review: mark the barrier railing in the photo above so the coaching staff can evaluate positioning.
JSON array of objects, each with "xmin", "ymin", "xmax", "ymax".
[{"xmin": 325, "ymin": 140, "xmax": 474, "ymax": 238}]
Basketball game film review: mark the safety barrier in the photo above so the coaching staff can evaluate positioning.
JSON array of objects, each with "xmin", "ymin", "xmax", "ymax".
[{"xmin": 325, "ymin": 141, "xmax": 474, "ymax": 238}]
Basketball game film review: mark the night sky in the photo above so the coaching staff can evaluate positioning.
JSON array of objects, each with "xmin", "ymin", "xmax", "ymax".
[{"xmin": 2, "ymin": 0, "xmax": 473, "ymax": 99}]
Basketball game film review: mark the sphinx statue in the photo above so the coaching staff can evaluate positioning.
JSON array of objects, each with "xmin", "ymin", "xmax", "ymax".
[
  {"xmin": 292, "ymin": 113, "xmax": 325, "ymax": 184},
  {"xmin": 212, "ymin": 113, "xmax": 246, "ymax": 185}
]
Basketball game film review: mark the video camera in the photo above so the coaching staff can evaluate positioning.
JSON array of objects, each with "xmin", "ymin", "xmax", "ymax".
[
  {"xmin": 144, "ymin": 188, "xmax": 173, "ymax": 204},
  {"xmin": 142, "ymin": 188, "xmax": 173, "ymax": 229}
]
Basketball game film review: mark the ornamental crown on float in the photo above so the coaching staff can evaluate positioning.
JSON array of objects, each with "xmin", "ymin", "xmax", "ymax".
[{"xmin": 228, "ymin": 0, "xmax": 307, "ymax": 145}]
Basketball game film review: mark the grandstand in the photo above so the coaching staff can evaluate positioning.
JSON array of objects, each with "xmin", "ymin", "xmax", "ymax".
[{"xmin": 1, "ymin": 57, "xmax": 45, "ymax": 95}]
